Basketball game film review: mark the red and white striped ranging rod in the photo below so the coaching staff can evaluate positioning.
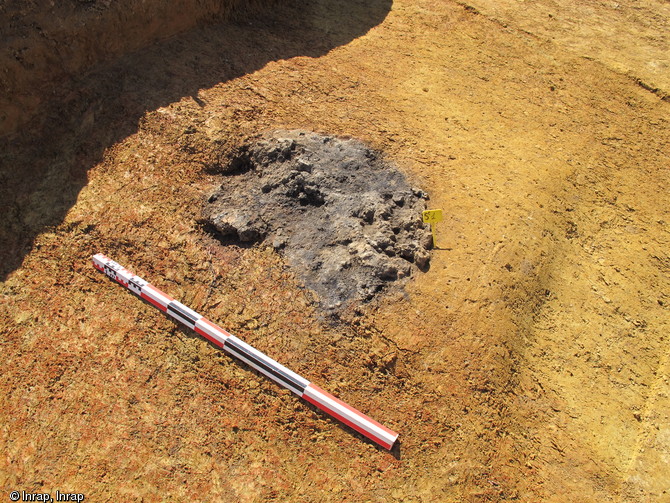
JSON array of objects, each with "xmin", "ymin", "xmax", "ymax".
[{"xmin": 92, "ymin": 253, "xmax": 398, "ymax": 450}]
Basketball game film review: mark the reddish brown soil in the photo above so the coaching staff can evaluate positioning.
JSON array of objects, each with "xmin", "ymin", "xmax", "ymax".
[{"xmin": 1, "ymin": 1, "xmax": 668, "ymax": 501}]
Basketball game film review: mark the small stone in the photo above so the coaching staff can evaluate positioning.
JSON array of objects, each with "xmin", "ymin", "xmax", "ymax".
[
  {"xmin": 272, "ymin": 234, "xmax": 287, "ymax": 250},
  {"xmin": 415, "ymin": 250, "xmax": 430, "ymax": 269},
  {"xmin": 421, "ymin": 231, "xmax": 434, "ymax": 250},
  {"xmin": 296, "ymin": 160, "xmax": 313, "ymax": 172},
  {"xmin": 413, "ymin": 188, "xmax": 429, "ymax": 200},
  {"xmin": 397, "ymin": 264, "xmax": 412, "ymax": 279},
  {"xmin": 360, "ymin": 207, "xmax": 375, "ymax": 223},
  {"xmin": 399, "ymin": 243, "xmax": 417, "ymax": 261}
]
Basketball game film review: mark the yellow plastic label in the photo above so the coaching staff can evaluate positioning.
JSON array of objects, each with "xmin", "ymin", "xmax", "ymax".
[{"xmin": 422, "ymin": 209, "xmax": 443, "ymax": 224}]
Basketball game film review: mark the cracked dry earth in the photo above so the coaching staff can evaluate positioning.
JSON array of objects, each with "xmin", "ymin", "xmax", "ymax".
[{"xmin": 1, "ymin": 0, "xmax": 669, "ymax": 502}]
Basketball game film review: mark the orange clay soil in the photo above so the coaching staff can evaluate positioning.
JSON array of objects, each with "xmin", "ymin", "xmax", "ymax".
[{"xmin": 1, "ymin": 1, "xmax": 669, "ymax": 501}]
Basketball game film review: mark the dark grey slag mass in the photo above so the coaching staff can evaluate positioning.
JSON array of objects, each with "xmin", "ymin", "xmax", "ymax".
[{"xmin": 203, "ymin": 130, "xmax": 433, "ymax": 315}]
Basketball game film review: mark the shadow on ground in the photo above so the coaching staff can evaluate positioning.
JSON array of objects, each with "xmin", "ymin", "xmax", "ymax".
[{"xmin": 0, "ymin": 0, "xmax": 392, "ymax": 281}]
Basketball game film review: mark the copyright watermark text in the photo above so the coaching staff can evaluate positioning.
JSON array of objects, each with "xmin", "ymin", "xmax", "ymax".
[{"xmin": 8, "ymin": 491, "xmax": 84, "ymax": 502}]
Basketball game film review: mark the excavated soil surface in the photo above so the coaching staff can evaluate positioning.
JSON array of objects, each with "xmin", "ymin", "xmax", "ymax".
[
  {"xmin": 1, "ymin": 1, "xmax": 669, "ymax": 502},
  {"xmin": 204, "ymin": 130, "xmax": 432, "ymax": 315}
]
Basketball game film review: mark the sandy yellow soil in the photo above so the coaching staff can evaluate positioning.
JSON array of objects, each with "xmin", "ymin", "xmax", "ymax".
[{"xmin": 1, "ymin": 1, "xmax": 668, "ymax": 501}]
